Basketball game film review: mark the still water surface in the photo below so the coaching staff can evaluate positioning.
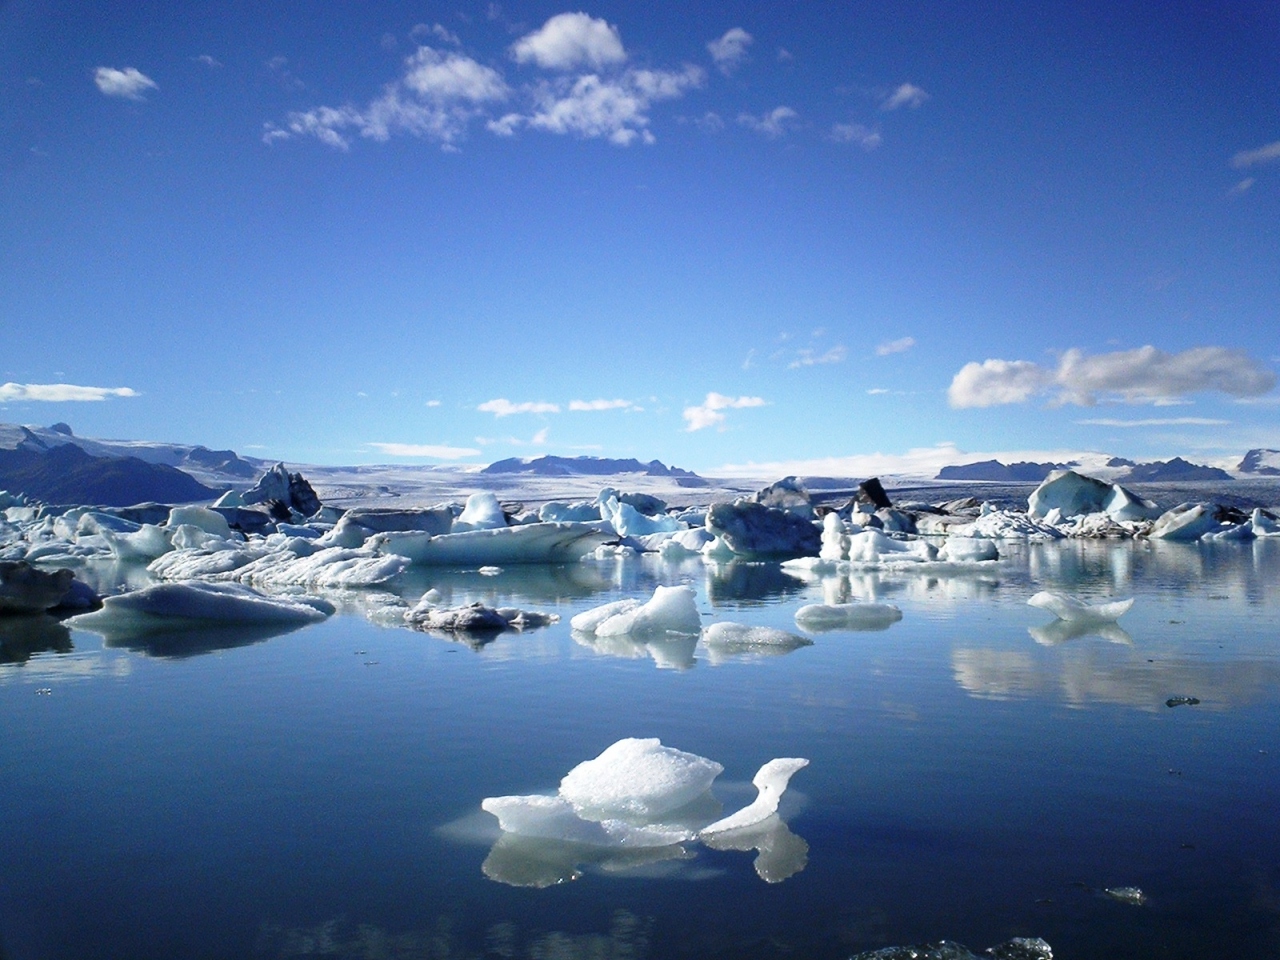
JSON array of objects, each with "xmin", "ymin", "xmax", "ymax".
[{"xmin": 2, "ymin": 540, "xmax": 1279, "ymax": 959}]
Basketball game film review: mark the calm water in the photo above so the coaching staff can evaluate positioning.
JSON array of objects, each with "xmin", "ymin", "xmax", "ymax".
[{"xmin": 3, "ymin": 540, "xmax": 1280, "ymax": 959}]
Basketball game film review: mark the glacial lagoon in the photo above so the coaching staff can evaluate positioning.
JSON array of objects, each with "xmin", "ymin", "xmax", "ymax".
[{"xmin": 3, "ymin": 540, "xmax": 1280, "ymax": 959}]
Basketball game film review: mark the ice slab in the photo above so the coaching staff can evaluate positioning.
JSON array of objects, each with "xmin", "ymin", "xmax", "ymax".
[
  {"xmin": 702, "ymin": 622, "xmax": 812, "ymax": 651},
  {"xmin": 406, "ymin": 600, "xmax": 558, "ymax": 634},
  {"xmin": 1027, "ymin": 591, "xmax": 1133, "ymax": 622},
  {"xmin": 371, "ymin": 522, "xmax": 611, "ymax": 566},
  {"xmin": 576, "ymin": 585, "xmax": 702, "ymax": 638},
  {"xmin": 794, "ymin": 601, "xmax": 903, "ymax": 632},
  {"xmin": 69, "ymin": 581, "xmax": 333, "ymax": 627}
]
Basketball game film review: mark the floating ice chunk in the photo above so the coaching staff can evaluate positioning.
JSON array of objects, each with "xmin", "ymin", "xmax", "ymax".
[
  {"xmin": 165, "ymin": 506, "xmax": 232, "ymax": 539},
  {"xmin": 1103, "ymin": 886, "xmax": 1147, "ymax": 906},
  {"xmin": 148, "ymin": 544, "xmax": 262, "ymax": 580},
  {"xmin": 97, "ymin": 523, "xmax": 173, "ymax": 562},
  {"xmin": 701, "ymin": 535, "xmax": 737, "ymax": 561},
  {"xmin": 169, "ymin": 524, "xmax": 235, "ymax": 551},
  {"xmin": 1027, "ymin": 591, "xmax": 1133, "ymax": 622},
  {"xmin": 1252, "ymin": 508, "xmax": 1280, "ymax": 537},
  {"xmin": 452, "ymin": 492, "xmax": 507, "ymax": 532},
  {"xmin": 559, "ymin": 737, "xmax": 724, "ymax": 821},
  {"xmin": 69, "ymin": 581, "xmax": 333, "ymax": 626},
  {"xmin": 315, "ymin": 515, "xmax": 376, "ymax": 549},
  {"xmin": 700, "ymin": 758, "xmax": 808, "ymax": 835},
  {"xmin": 211, "ymin": 489, "xmax": 245, "ymax": 509},
  {"xmin": 599, "ymin": 496, "xmax": 683, "ymax": 537},
  {"xmin": 849, "ymin": 938, "xmax": 1053, "ymax": 960},
  {"xmin": 702, "ymin": 622, "xmax": 811, "ymax": 651},
  {"xmin": 938, "ymin": 537, "xmax": 999, "ymax": 562},
  {"xmin": 846, "ymin": 529, "xmax": 936, "ymax": 563},
  {"xmin": 0, "ymin": 561, "xmax": 75, "ymax": 613},
  {"xmin": 570, "ymin": 598, "xmax": 641, "ymax": 633},
  {"xmin": 233, "ymin": 547, "xmax": 406, "ymax": 588},
  {"xmin": 1147, "ymin": 502, "xmax": 1226, "ymax": 540},
  {"xmin": 949, "ymin": 510, "xmax": 1064, "ymax": 540},
  {"xmin": 794, "ymin": 602, "xmax": 903, "ymax": 632},
  {"xmin": 705, "ymin": 501, "xmax": 821, "ymax": 558},
  {"xmin": 590, "ymin": 585, "xmax": 701, "ymax": 638}
]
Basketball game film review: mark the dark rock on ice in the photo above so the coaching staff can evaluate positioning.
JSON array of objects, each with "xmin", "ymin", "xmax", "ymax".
[
  {"xmin": 857, "ymin": 477, "xmax": 893, "ymax": 510},
  {"xmin": 0, "ymin": 561, "xmax": 74, "ymax": 614},
  {"xmin": 241, "ymin": 463, "xmax": 321, "ymax": 517},
  {"xmin": 706, "ymin": 501, "xmax": 822, "ymax": 558}
]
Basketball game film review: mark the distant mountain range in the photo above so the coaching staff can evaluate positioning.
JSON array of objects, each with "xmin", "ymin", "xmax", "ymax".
[
  {"xmin": 482, "ymin": 455, "xmax": 705, "ymax": 485},
  {"xmin": 935, "ymin": 456, "xmax": 1234, "ymax": 483},
  {"xmin": 0, "ymin": 441, "xmax": 219, "ymax": 506},
  {"xmin": 1239, "ymin": 449, "xmax": 1280, "ymax": 476}
]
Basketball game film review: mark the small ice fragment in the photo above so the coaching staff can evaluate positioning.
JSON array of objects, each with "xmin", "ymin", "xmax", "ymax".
[
  {"xmin": 794, "ymin": 602, "xmax": 902, "ymax": 632},
  {"xmin": 1103, "ymin": 886, "xmax": 1147, "ymax": 905},
  {"xmin": 559, "ymin": 737, "xmax": 724, "ymax": 821},
  {"xmin": 700, "ymin": 757, "xmax": 808, "ymax": 835},
  {"xmin": 478, "ymin": 565, "xmax": 503, "ymax": 576},
  {"xmin": 1165, "ymin": 696, "xmax": 1200, "ymax": 708},
  {"xmin": 1027, "ymin": 591, "xmax": 1133, "ymax": 622},
  {"xmin": 702, "ymin": 622, "xmax": 811, "ymax": 650}
]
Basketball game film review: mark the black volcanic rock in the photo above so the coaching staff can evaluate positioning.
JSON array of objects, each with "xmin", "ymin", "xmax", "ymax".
[
  {"xmin": 481, "ymin": 455, "xmax": 701, "ymax": 479},
  {"xmin": 936, "ymin": 460, "xmax": 1058, "ymax": 482},
  {"xmin": 0, "ymin": 443, "xmax": 218, "ymax": 506},
  {"xmin": 1238, "ymin": 449, "xmax": 1280, "ymax": 476},
  {"xmin": 1118, "ymin": 458, "xmax": 1232, "ymax": 483}
]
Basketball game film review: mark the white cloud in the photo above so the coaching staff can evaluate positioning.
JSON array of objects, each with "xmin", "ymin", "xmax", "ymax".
[
  {"xmin": 789, "ymin": 345, "xmax": 847, "ymax": 368},
  {"xmin": 511, "ymin": 13, "xmax": 626, "ymax": 71},
  {"xmin": 829, "ymin": 122, "xmax": 881, "ymax": 150},
  {"xmin": 264, "ymin": 46, "xmax": 508, "ymax": 149},
  {"xmin": 531, "ymin": 426, "xmax": 550, "ymax": 444},
  {"xmin": 478, "ymin": 398, "xmax": 561, "ymax": 416},
  {"xmin": 0, "ymin": 382, "xmax": 139, "ymax": 403},
  {"xmin": 948, "ymin": 346, "xmax": 1277, "ymax": 409},
  {"xmin": 707, "ymin": 28, "xmax": 752, "ymax": 74},
  {"xmin": 867, "ymin": 388, "xmax": 890, "ymax": 395},
  {"xmin": 509, "ymin": 65, "xmax": 703, "ymax": 145},
  {"xmin": 568, "ymin": 398, "xmax": 636, "ymax": 411},
  {"xmin": 1231, "ymin": 140, "xmax": 1280, "ymax": 169},
  {"xmin": 882, "ymin": 82, "xmax": 929, "ymax": 111},
  {"xmin": 1231, "ymin": 177, "xmax": 1255, "ymax": 195},
  {"xmin": 93, "ymin": 67, "xmax": 157, "ymax": 100},
  {"xmin": 368, "ymin": 442, "xmax": 480, "ymax": 459},
  {"xmin": 683, "ymin": 392, "xmax": 766, "ymax": 431},
  {"xmin": 193, "ymin": 55, "xmax": 221, "ymax": 69},
  {"xmin": 1075, "ymin": 417, "xmax": 1230, "ymax": 427},
  {"xmin": 426, "ymin": 400, "xmax": 441, "ymax": 407},
  {"xmin": 876, "ymin": 336, "xmax": 916, "ymax": 356},
  {"xmin": 738, "ymin": 106, "xmax": 798, "ymax": 138}
]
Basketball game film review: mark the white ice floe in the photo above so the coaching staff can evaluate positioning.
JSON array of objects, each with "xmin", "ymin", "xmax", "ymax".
[
  {"xmin": 702, "ymin": 622, "xmax": 811, "ymax": 651},
  {"xmin": 165, "ymin": 505, "xmax": 233, "ymax": 539},
  {"xmin": 794, "ymin": 601, "xmax": 903, "ymax": 631},
  {"xmin": 99, "ymin": 524, "xmax": 173, "ymax": 561},
  {"xmin": 371, "ymin": 522, "xmax": 612, "ymax": 566},
  {"xmin": 700, "ymin": 758, "xmax": 809, "ymax": 835},
  {"xmin": 572, "ymin": 585, "xmax": 701, "ymax": 638},
  {"xmin": 69, "ymin": 581, "xmax": 333, "ymax": 626},
  {"xmin": 480, "ymin": 794, "xmax": 693, "ymax": 847},
  {"xmin": 1027, "ymin": 590, "xmax": 1134, "ymax": 622},
  {"xmin": 937, "ymin": 537, "xmax": 1000, "ymax": 561},
  {"xmin": 599, "ymin": 495, "xmax": 683, "ymax": 537}
]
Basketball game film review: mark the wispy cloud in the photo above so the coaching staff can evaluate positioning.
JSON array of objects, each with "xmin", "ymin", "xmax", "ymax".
[
  {"xmin": 93, "ymin": 67, "xmax": 157, "ymax": 100},
  {"xmin": 1231, "ymin": 140, "xmax": 1280, "ymax": 169},
  {"xmin": 368, "ymin": 442, "xmax": 480, "ymax": 458},
  {"xmin": 0, "ymin": 382, "xmax": 138, "ymax": 403},
  {"xmin": 192, "ymin": 54, "xmax": 221, "ymax": 69},
  {"xmin": 881, "ymin": 82, "xmax": 929, "ymax": 111},
  {"xmin": 683, "ymin": 392, "xmax": 766, "ymax": 431},
  {"xmin": 707, "ymin": 27, "xmax": 752, "ymax": 74},
  {"xmin": 738, "ymin": 106, "xmax": 798, "ymax": 138},
  {"xmin": 264, "ymin": 46, "xmax": 508, "ymax": 149},
  {"xmin": 1075, "ymin": 417, "xmax": 1230, "ymax": 428},
  {"xmin": 948, "ymin": 346, "xmax": 1276, "ymax": 409},
  {"xmin": 789, "ymin": 345, "xmax": 847, "ymax": 368},
  {"xmin": 876, "ymin": 336, "xmax": 916, "ymax": 356},
  {"xmin": 511, "ymin": 12, "xmax": 626, "ymax": 71},
  {"xmin": 828, "ymin": 122, "xmax": 881, "ymax": 150},
  {"xmin": 478, "ymin": 398, "xmax": 561, "ymax": 416},
  {"xmin": 568, "ymin": 398, "xmax": 638, "ymax": 411},
  {"xmin": 867, "ymin": 388, "xmax": 890, "ymax": 395}
]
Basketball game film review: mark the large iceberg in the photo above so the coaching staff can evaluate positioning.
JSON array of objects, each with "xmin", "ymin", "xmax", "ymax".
[
  {"xmin": 1028, "ymin": 469, "xmax": 1160, "ymax": 522},
  {"xmin": 705, "ymin": 501, "xmax": 821, "ymax": 558}
]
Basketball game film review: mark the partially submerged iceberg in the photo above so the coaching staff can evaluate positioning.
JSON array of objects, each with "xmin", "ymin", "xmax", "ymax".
[
  {"xmin": 480, "ymin": 737, "xmax": 809, "ymax": 880},
  {"xmin": 1027, "ymin": 591, "xmax": 1133, "ymax": 622},
  {"xmin": 69, "ymin": 581, "xmax": 333, "ymax": 627},
  {"xmin": 371, "ymin": 522, "xmax": 612, "ymax": 566},
  {"xmin": 571, "ymin": 585, "xmax": 701, "ymax": 638},
  {"xmin": 1029, "ymin": 469, "xmax": 1160, "ymax": 522},
  {"xmin": 405, "ymin": 599, "xmax": 558, "ymax": 634},
  {"xmin": 794, "ymin": 601, "xmax": 903, "ymax": 632},
  {"xmin": 705, "ymin": 501, "xmax": 821, "ymax": 558},
  {"xmin": 0, "ymin": 561, "xmax": 77, "ymax": 614},
  {"xmin": 701, "ymin": 622, "xmax": 812, "ymax": 653}
]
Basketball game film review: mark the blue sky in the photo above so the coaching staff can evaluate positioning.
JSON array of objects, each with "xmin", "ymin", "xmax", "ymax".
[{"xmin": 3, "ymin": 1, "xmax": 1278, "ymax": 474}]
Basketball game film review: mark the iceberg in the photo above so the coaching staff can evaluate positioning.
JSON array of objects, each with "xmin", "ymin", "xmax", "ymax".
[
  {"xmin": 1027, "ymin": 591, "xmax": 1133, "ymax": 622},
  {"xmin": 699, "ymin": 757, "xmax": 809, "ymax": 835},
  {"xmin": 165, "ymin": 505, "xmax": 233, "ymax": 539},
  {"xmin": 451, "ymin": 492, "xmax": 507, "ymax": 532},
  {"xmin": 405, "ymin": 599, "xmax": 558, "ymax": 634},
  {"xmin": 705, "ymin": 501, "xmax": 821, "ymax": 558},
  {"xmin": 559, "ymin": 738, "xmax": 725, "ymax": 821},
  {"xmin": 701, "ymin": 622, "xmax": 812, "ymax": 653},
  {"xmin": 0, "ymin": 560, "xmax": 76, "ymax": 614},
  {"xmin": 370, "ymin": 522, "xmax": 611, "ymax": 565}
]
